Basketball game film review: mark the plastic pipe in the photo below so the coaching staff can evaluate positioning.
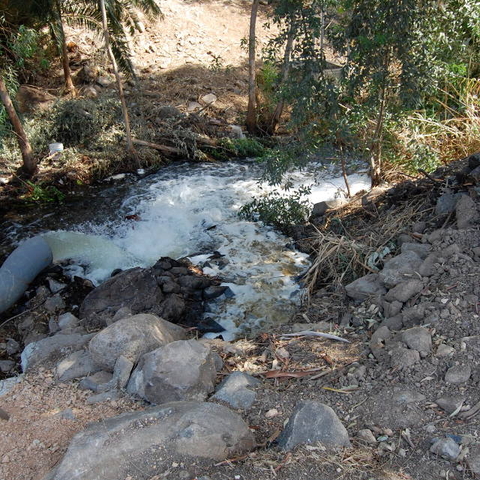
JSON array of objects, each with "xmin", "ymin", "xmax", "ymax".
[{"xmin": 0, "ymin": 236, "xmax": 53, "ymax": 314}]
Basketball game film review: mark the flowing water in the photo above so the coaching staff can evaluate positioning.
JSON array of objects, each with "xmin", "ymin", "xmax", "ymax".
[{"xmin": 7, "ymin": 160, "xmax": 370, "ymax": 339}]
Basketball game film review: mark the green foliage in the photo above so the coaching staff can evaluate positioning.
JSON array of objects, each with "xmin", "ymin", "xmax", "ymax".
[
  {"xmin": 42, "ymin": 97, "xmax": 122, "ymax": 146},
  {"xmin": 225, "ymin": 137, "xmax": 267, "ymax": 157},
  {"xmin": 239, "ymin": 185, "xmax": 311, "ymax": 231},
  {"xmin": 23, "ymin": 180, "xmax": 65, "ymax": 203}
]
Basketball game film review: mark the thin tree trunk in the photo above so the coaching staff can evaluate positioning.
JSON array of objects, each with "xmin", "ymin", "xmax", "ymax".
[
  {"xmin": 340, "ymin": 147, "xmax": 351, "ymax": 198},
  {"xmin": 99, "ymin": 0, "xmax": 135, "ymax": 156},
  {"xmin": 0, "ymin": 76, "xmax": 36, "ymax": 175},
  {"xmin": 246, "ymin": 0, "xmax": 260, "ymax": 134},
  {"xmin": 369, "ymin": 51, "xmax": 390, "ymax": 187},
  {"xmin": 265, "ymin": 24, "xmax": 294, "ymax": 135},
  {"xmin": 369, "ymin": 87, "xmax": 386, "ymax": 187},
  {"xmin": 55, "ymin": 0, "xmax": 76, "ymax": 96}
]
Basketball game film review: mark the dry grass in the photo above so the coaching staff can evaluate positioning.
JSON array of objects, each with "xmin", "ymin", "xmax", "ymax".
[{"xmin": 303, "ymin": 192, "xmax": 433, "ymax": 299}]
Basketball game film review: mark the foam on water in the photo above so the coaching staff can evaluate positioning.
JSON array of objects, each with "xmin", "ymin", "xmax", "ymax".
[{"xmin": 43, "ymin": 160, "xmax": 370, "ymax": 339}]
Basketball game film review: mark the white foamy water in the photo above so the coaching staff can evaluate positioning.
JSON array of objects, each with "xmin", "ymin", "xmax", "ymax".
[{"xmin": 43, "ymin": 160, "xmax": 370, "ymax": 339}]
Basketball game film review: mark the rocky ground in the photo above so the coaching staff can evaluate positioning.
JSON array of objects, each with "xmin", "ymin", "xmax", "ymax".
[
  {"xmin": 0, "ymin": 155, "xmax": 479, "ymax": 480},
  {"xmin": 1, "ymin": 1, "xmax": 480, "ymax": 479}
]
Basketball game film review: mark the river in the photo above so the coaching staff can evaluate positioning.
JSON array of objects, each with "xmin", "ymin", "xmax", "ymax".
[{"xmin": 4, "ymin": 159, "xmax": 370, "ymax": 339}]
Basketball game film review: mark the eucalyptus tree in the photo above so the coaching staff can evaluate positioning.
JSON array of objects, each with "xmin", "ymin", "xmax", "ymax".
[{"xmin": 333, "ymin": 0, "xmax": 454, "ymax": 185}]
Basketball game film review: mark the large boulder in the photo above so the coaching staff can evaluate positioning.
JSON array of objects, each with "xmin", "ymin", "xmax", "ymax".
[
  {"xmin": 88, "ymin": 314, "xmax": 186, "ymax": 371},
  {"xmin": 277, "ymin": 401, "xmax": 351, "ymax": 451},
  {"xmin": 127, "ymin": 339, "xmax": 217, "ymax": 404},
  {"xmin": 42, "ymin": 402, "xmax": 255, "ymax": 480},
  {"xmin": 79, "ymin": 268, "xmax": 164, "ymax": 328},
  {"xmin": 79, "ymin": 259, "xmax": 225, "ymax": 332}
]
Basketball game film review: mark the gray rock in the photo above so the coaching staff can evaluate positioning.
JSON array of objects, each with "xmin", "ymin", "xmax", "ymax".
[
  {"xmin": 412, "ymin": 222, "xmax": 427, "ymax": 234},
  {"xmin": 467, "ymin": 444, "xmax": 480, "ymax": 477},
  {"xmin": 201, "ymin": 93, "xmax": 217, "ymax": 104},
  {"xmin": 418, "ymin": 253, "xmax": 439, "ymax": 277},
  {"xmin": 79, "ymin": 268, "xmax": 164, "ymax": 328},
  {"xmin": 392, "ymin": 389, "xmax": 426, "ymax": 404},
  {"xmin": 379, "ymin": 251, "xmax": 423, "ymax": 288},
  {"xmin": 58, "ymin": 313, "xmax": 79, "ymax": 330},
  {"xmin": 380, "ymin": 315, "xmax": 403, "ymax": 331},
  {"xmin": 110, "ymin": 306, "xmax": 132, "ymax": 324},
  {"xmin": 79, "ymin": 371, "xmax": 113, "ymax": 392},
  {"xmin": 0, "ymin": 376, "xmax": 22, "ymax": 397},
  {"xmin": 212, "ymin": 352, "xmax": 224, "ymax": 371},
  {"xmin": 187, "ymin": 101, "xmax": 202, "ymax": 112},
  {"xmin": 436, "ymin": 344, "xmax": 454, "ymax": 357},
  {"xmin": 48, "ymin": 279, "xmax": 66, "ymax": 294},
  {"xmin": 211, "ymin": 371, "xmax": 260, "ymax": 410},
  {"xmin": 456, "ymin": 195, "xmax": 479, "ymax": 229},
  {"xmin": 401, "ymin": 242, "xmax": 431, "ymax": 259},
  {"xmin": 435, "ymin": 396, "xmax": 465, "ymax": 414},
  {"xmin": 390, "ymin": 347, "xmax": 420, "ymax": 368},
  {"xmin": 383, "ymin": 300, "xmax": 403, "ymax": 318},
  {"xmin": 311, "ymin": 199, "xmax": 347, "ymax": 217},
  {"xmin": 44, "ymin": 295, "xmax": 66, "ymax": 313},
  {"xmin": 0, "ymin": 360, "xmax": 15, "ymax": 373},
  {"xmin": 370, "ymin": 326, "xmax": 392, "ymax": 360},
  {"xmin": 89, "ymin": 313, "xmax": 186, "ymax": 371},
  {"xmin": 445, "ymin": 365, "xmax": 471, "ymax": 384},
  {"xmin": 43, "ymin": 402, "xmax": 255, "ymax": 480},
  {"xmin": 86, "ymin": 390, "xmax": 121, "ymax": 405},
  {"xmin": 357, "ymin": 429, "xmax": 377, "ymax": 444},
  {"xmin": 345, "ymin": 274, "xmax": 386, "ymax": 301},
  {"xmin": 277, "ymin": 401, "xmax": 351, "ymax": 450},
  {"xmin": 400, "ymin": 327, "xmax": 432, "ymax": 353},
  {"xmin": 470, "ymin": 165, "xmax": 480, "ymax": 183},
  {"xmin": 384, "ymin": 279, "xmax": 424, "ymax": 303},
  {"xmin": 57, "ymin": 408, "xmax": 76, "ymax": 420},
  {"xmin": 21, "ymin": 333, "xmax": 94, "ymax": 372},
  {"xmin": 430, "ymin": 437, "xmax": 460, "ymax": 460},
  {"xmin": 6, "ymin": 338, "xmax": 20, "ymax": 355},
  {"xmin": 56, "ymin": 350, "xmax": 101, "ymax": 382},
  {"xmin": 127, "ymin": 340, "xmax": 216, "ymax": 404},
  {"xmin": 435, "ymin": 193, "xmax": 463, "ymax": 216},
  {"xmin": 49, "ymin": 319, "xmax": 60, "ymax": 334}
]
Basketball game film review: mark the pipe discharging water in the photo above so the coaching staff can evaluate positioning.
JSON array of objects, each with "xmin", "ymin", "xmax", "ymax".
[{"xmin": 4, "ymin": 160, "xmax": 370, "ymax": 339}]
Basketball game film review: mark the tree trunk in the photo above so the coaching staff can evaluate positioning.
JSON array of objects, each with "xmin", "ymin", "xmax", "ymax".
[
  {"xmin": 0, "ymin": 76, "xmax": 36, "ymax": 175},
  {"xmin": 369, "ymin": 53, "xmax": 390, "ymax": 187},
  {"xmin": 264, "ymin": 25, "xmax": 294, "ymax": 135},
  {"xmin": 246, "ymin": 0, "xmax": 260, "ymax": 134},
  {"xmin": 55, "ymin": 0, "xmax": 76, "ymax": 96},
  {"xmin": 99, "ymin": 0, "xmax": 135, "ymax": 157}
]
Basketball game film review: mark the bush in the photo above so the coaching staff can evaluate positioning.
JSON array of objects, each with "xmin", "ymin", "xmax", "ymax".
[
  {"xmin": 46, "ymin": 97, "xmax": 121, "ymax": 146},
  {"xmin": 239, "ymin": 185, "xmax": 311, "ymax": 232}
]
